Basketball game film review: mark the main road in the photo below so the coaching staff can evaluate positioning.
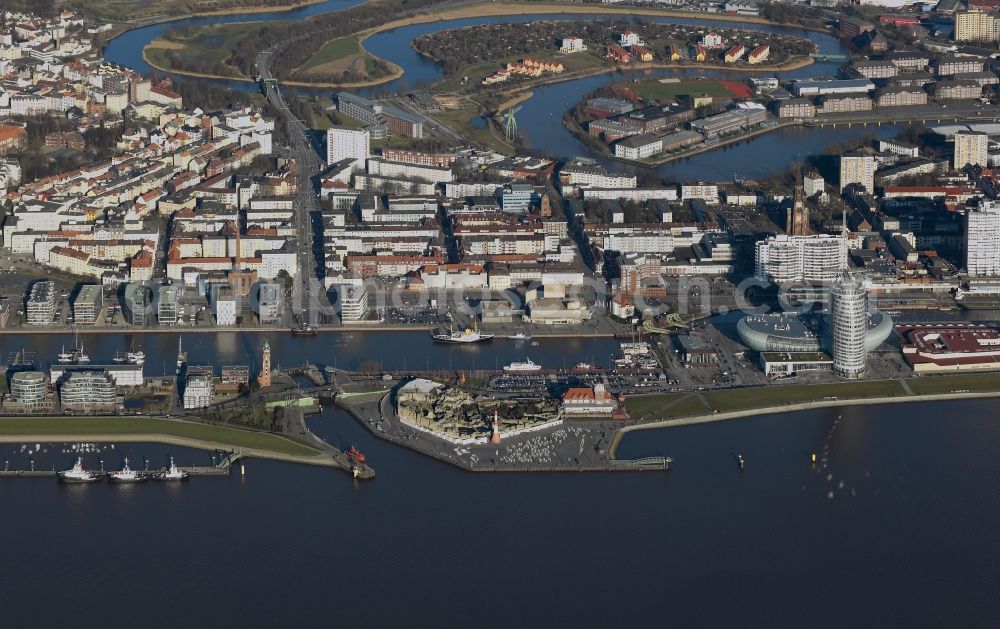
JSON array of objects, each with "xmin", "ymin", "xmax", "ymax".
[{"xmin": 257, "ymin": 45, "xmax": 327, "ymax": 323}]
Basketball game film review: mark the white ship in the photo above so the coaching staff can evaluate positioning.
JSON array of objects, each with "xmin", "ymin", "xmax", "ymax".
[
  {"xmin": 58, "ymin": 457, "xmax": 101, "ymax": 483},
  {"xmin": 109, "ymin": 458, "xmax": 146, "ymax": 483},
  {"xmin": 503, "ymin": 358, "xmax": 542, "ymax": 372},
  {"xmin": 159, "ymin": 457, "xmax": 188, "ymax": 481},
  {"xmin": 432, "ymin": 324, "xmax": 494, "ymax": 344},
  {"xmin": 507, "ymin": 333, "xmax": 531, "ymax": 341},
  {"xmin": 127, "ymin": 351, "xmax": 145, "ymax": 366}
]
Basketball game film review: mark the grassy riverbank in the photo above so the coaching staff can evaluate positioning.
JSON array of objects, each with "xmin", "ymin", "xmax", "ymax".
[
  {"xmin": 625, "ymin": 373, "xmax": 1000, "ymax": 422},
  {"xmin": 76, "ymin": 0, "xmax": 326, "ymax": 24},
  {"xmin": 0, "ymin": 416, "xmax": 322, "ymax": 458},
  {"xmin": 612, "ymin": 373, "xmax": 1000, "ymax": 458}
]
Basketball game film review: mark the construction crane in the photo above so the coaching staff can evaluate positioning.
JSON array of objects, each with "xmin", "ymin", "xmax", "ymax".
[{"xmin": 502, "ymin": 106, "xmax": 521, "ymax": 142}]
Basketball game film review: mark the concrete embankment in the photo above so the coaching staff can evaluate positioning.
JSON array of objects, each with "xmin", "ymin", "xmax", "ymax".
[{"xmin": 608, "ymin": 390, "xmax": 1000, "ymax": 459}]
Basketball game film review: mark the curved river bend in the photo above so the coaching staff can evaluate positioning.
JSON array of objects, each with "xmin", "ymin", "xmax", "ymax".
[{"xmin": 104, "ymin": 5, "xmax": 906, "ymax": 179}]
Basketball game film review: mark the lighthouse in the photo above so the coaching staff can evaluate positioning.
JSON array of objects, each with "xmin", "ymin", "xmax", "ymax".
[
  {"xmin": 490, "ymin": 409, "xmax": 501, "ymax": 445},
  {"xmin": 257, "ymin": 340, "xmax": 272, "ymax": 388}
]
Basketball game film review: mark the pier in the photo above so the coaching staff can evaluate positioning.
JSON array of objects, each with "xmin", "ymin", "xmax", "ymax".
[{"xmin": 0, "ymin": 450, "xmax": 240, "ymax": 479}]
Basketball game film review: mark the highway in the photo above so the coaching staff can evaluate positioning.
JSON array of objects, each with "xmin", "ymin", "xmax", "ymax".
[{"xmin": 257, "ymin": 45, "xmax": 326, "ymax": 323}]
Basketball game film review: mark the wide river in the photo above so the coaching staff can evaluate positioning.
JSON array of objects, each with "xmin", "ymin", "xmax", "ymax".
[
  {"xmin": 2, "ymin": 331, "xmax": 1000, "ymax": 626},
  {"xmin": 103, "ymin": 3, "xmax": 910, "ymax": 180}
]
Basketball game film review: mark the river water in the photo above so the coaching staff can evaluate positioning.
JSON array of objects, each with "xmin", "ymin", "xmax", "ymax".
[{"xmin": 3, "ymin": 391, "xmax": 998, "ymax": 626}]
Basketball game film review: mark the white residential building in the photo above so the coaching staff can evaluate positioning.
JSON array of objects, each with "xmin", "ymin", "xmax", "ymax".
[
  {"xmin": 966, "ymin": 202, "xmax": 1000, "ymax": 276},
  {"xmin": 954, "ymin": 131, "xmax": 988, "ymax": 170},
  {"xmin": 840, "ymin": 154, "xmax": 875, "ymax": 193},
  {"xmin": 755, "ymin": 234, "xmax": 848, "ymax": 283},
  {"xmin": 326, "ymin": 126, "xmax": 370, "ymax": 166}
]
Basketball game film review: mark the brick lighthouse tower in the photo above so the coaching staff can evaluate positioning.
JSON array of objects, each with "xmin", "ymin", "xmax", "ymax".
[{"xmin": 257, "ymin": 340, "xmax": 272, "ymax": 388}]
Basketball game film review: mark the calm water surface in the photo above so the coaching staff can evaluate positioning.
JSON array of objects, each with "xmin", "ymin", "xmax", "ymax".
[{"xmin": 3, "ymin": 397, "xmax": 998, "ymax": 627}]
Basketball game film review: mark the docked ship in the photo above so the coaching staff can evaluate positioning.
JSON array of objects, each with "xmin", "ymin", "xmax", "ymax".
[
  {"xmin": 127, "ymin": 350, "xmax": 145, "ymax": 366},
  {"xmin": 58, "ymin": 457, "xmax": 101, "ymax": 483},
  {"xmin": 507, "ymin": 333, "xmax": 531, "ymax": 341},
  {"xmin": 109, "ymin": 458, "xmax": 146, "ymax": 483},
  {"xmin": 290, "ymin": 323, "xmax": 318, "ymax": 336},
  {"xmin": 503, "ymin": 358, "xmax": 542, "ymax": 373},
  {"xmin": 432, "ymin": 324, "xmax": 494, "ymax": 344},
  {"xmin": 158, "ymin": 457, "xmax": 188, "ymax": 481}
]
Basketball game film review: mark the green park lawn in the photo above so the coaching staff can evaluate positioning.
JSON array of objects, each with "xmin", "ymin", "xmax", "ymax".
[
  {"xmin": 906, "ymin": 372, "xmax": 1000, "ymax": 395},
  {"xmin": 631, "ymin": 79, "xmax": 733, "ymax": 101}
]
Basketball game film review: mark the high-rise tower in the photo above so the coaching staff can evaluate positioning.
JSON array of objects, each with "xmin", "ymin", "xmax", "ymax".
[{"xmin": 831, "ymin": 273, "xmax": 868, "ymax": 379}]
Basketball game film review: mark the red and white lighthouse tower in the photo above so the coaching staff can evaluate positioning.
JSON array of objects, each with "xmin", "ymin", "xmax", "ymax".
[{"xmin": 490, "ymin": 409, "xmax": 501, "ymax": 445}]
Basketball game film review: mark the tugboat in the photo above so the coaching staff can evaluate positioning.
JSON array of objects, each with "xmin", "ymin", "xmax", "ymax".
[
  {"xmin": 432, "ymin": 323, "xmax": 494, "ymax": 344},
  {"xmin": 58, "ymin": 457, "xmax": 101, "ymax": 483},
  {"xmin": 346, "ymin": 446, "xmax": 366, "ymax": 464},
  {"xmin": 108, "ymin": 458, "xmax": 146, "ymax": 483},
  {"xmin": 158, "ymin": 457, "xmax": 189, "ymax": 481}
]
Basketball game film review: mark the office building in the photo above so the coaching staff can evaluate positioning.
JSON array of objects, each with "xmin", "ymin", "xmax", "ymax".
[
  {"xmin": 25, "ymin": 281, "xmax": 55, "ymax": 326},
  {"xmin": 122, "ymin": 284, "xmax": 152, "ymax": 326},
  {"xmin": 213, "ymin": 286, "xmax": 237, "ymax": 326},
  {"xmin": 326, "ymin": 126, "xmax": 369, "ymax": 166},
  {"xmin": 954, "ymin": 131, "xmax": 989, "ymax": 169},
  {"xmin": 338, "ymin": 284, "xmax": 370, "ymax": 321},
  {"xmin": 157, "ymin": 284, "xmax": 180, "ymax": 325},
  {"xmin": 183, "ymin": 375, "xmax": 213, "ymax": 410},
  {"xmin": 840, "ymin": 154, "xmax": 875, "ymax": 193},
  {"xmin": 831, "ymin": 273, "xmax": 868, "ymax": 379},
  {"xmin": 255, "ymin": 282, "xmax": 283, "ymax": 325},
  {"xmin": 71, "ymin": 285, "xmax": 102, "ymax": 325}
]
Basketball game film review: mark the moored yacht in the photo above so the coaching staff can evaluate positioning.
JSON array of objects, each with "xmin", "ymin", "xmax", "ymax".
[
  {"xmin": 127, "ymin": 350, "xmax": 145, "ymax": 365},
  {"xmin": 507, "ymin": 333, "xmax": 531, "ymax": 341},
  {"xmin": 58, "ymin": 457, "xmax": 101, "ymax": 483}
]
